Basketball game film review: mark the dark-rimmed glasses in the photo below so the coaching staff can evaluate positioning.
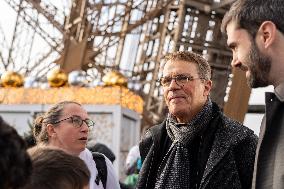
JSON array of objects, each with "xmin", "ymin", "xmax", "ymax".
[
  {"xmin": 159, "ymin": 74, "xmax": 203, "ymax": 87},
  {"xmin": 53, "ymin": 115, "xmax": 94, "ymax": 129}
]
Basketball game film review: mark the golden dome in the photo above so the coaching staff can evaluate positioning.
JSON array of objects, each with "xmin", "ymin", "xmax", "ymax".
[
  {"xmin": 47, "ymin": 68, "xmax": 68, "ymax": 87},
  {"xmin": 102, "ymin": 70, "xmax": 128, "ymax": 87},
  {"xmin": 1, "ymin": 71, "xmax": 24, "ymax": 87}
]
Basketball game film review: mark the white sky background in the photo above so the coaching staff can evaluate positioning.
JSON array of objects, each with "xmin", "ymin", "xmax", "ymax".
[
  {"xmin": 0, "ymin": 1, "xmax": 17, "ymax": 50},
  {"xmin": 0, "ymin": 1, "xmax": 274, "ymax": 136},
  {"xmin": 244, "ymin": 86, "xmax": 274, "ymax": 135},
  {"xmin": 0, "ymin": 1, "xmax": 66, "ymax": 76}
]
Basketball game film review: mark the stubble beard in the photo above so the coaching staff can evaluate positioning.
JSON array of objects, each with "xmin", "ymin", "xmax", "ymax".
[{"xmin": 247, "ymin": 40, "xmax": 271, "ymax": 88}]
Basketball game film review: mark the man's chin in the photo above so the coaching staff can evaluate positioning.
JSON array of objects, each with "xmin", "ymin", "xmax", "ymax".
[
  {"xmin": 169, "ymin": 107, "xmax": 187, "ymax": 117},
  {"xmin": 248, "ymin": 76, "xmax": 269, "ymax": 88}
]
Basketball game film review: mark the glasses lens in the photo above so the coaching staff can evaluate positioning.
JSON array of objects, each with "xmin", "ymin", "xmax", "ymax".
[
  {"xmin": 71, "ymin": 116, "xmax": 83, "ymax": 128},
  {"xmin": 176, "ymin": 75, "xmax": 189, "ymax": 85},
  {"xmin": 86, "ymin": 119, "xmax": 94, "ymax": 127},
  {"xmin": 160, "ymin": 77, "xmax": 171, "ymax": 86},
  {"xmin": 85, "ymin": 119, "xmax": 94, "ymax": 130}
]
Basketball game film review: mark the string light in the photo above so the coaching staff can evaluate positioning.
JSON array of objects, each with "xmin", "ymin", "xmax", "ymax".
[{"xmin": 0, "ymin": 86, "xmax": 143, "ymax": 114}]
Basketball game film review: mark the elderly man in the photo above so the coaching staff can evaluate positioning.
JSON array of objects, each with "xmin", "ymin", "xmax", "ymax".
[
  {"xmin": 221, "ymin": 0, "xmax": 284, "ymax": 188},
  {"xmin": 137, "ymin": 51, "xmax": 258, "ymax": 189}
]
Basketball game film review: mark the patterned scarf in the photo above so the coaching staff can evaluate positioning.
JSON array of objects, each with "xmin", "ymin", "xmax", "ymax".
[{"xmin": 154, "ymin": 99, "xmax": 213, "ymax": 189}]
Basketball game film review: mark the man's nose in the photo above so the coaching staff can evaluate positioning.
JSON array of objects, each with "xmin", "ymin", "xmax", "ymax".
[
  {"xmin": 231, "ymin": 55, "xmax": 241, "ymax": 68},
  {"xmin": 168, "ymin": 78, "xmax": 181, "ymax": 88}
]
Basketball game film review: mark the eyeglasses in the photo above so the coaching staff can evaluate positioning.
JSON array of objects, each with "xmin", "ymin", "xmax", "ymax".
[
  {"xmin": 53, "ymin": 115, "xmax": 95, "ymax": 130},
  {"xmin": 159, "ymin": 74, "xmax": 203, "ymax": 87}
]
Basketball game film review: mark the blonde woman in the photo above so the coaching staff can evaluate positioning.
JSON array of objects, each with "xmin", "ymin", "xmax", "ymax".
[{"xmin": 33, "ymin": 101, "xmax": 120, "ymax": 189}]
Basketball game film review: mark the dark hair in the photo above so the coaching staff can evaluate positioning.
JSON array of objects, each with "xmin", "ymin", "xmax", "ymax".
[
  {"xmin": 163, "ymin": 51, "xmax": 211, "ymax": 80},
  {"xmin": 33, "ymin": 101, "xmax": 81, "ymax": 144},
  {"xmin": 88, "ymin": 143, "xmax": 116, "ymax": 163},
  {"xmin": 221, "ymin": 0, "xmax": 284, "ymax": 37},
  {"xmin": 0, "ymin": 116, "xmax": 32, "ymax": 189},
  {"xmin": 23, "ymin": 133, "xmax": 36, "ymax": 148},
  {"xmin": 25, "ymin": 148, "xmax": 90, "ymax": 189}
]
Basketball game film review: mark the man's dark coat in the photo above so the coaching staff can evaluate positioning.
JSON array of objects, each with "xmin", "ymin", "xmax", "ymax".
[{"xmin": 137, "ymin": 103, "xmax": 258, "ymax": 189}]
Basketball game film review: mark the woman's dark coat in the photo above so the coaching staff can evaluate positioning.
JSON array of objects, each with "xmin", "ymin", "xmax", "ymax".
[{"xmin": 137, "ymin": 103, "xmax": 258, "ymax": 189}]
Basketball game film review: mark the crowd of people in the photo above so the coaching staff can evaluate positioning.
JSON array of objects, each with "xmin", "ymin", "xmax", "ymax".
[
  {"xmin": 1, "ymin": 100, "xmax": 142, "ymax": 189},
  {"xmin": 1, "ymin": 0, "xmax": 284, "ymax": 188}
]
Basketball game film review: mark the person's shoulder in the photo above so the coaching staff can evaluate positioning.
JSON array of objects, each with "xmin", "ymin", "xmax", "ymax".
[
  {"xmin": 220, "ymin": 115, "xmax": 258, "ymax": 141},
  {"xmin": 139, "ymin": 121, "xmax": 166, "ymax": 159},
  {"xmin": 140, "ymin": 122, "xmax": 164, "ymax": 147},
  {"xmin": 104, "ymin": 154, "xmax": 116, "ymax": 174},
  {"xmin": 211, "ymin": 102, "xmax": 258, "ymax": 145},
  {"xmin": 92, "ymin": 151, "xmax": 114, "ymax": 172},
  {"xmin": 80, "ymin": 148, "xmax": 91, "ymax": 155},
  {"xmin": 79, "ymin": 148, "xmax": 93, "ymax": 162},
  {"xmin": 212, "ymin": 102, "xmax": 254, "ymax": 135},
  {"xmin": 222, "ymin": 115, "xmax": 251, "ymax": 131},
  {"xmin": 143, "ymin": 121, "xmax": 166, "ymax": 139}
]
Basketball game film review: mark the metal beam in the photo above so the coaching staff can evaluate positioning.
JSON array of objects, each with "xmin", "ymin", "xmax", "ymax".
[
  {"xmin": 211, "ymin": 0, "xmax": 235, "ymax": 10},
  {"xmin": 25, "ymin": 0, "xmax": 64, "ymax": 33},
  {"xmin": 184, "ymin": 0, "xmax": 234, "ymax": 14},
  {"xmin": 184, "ymin": 0, "xmax": 212, "ymax": 13}
]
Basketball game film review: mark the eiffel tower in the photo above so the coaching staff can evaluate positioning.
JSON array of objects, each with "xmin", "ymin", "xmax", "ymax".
[{"xmin": 0, "ymin": 0, "xmax": 250, "ymax": 130}]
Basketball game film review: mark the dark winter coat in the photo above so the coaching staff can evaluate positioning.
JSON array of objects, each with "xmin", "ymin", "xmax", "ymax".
[{"xmin": 137, "ymin": 103, "xmax": 258, "ymax": 189}]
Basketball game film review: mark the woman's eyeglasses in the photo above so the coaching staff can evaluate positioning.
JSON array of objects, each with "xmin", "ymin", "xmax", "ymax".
[{"xmin": 54, "ymin": 115, "xmax": 94, "ymax": 129}]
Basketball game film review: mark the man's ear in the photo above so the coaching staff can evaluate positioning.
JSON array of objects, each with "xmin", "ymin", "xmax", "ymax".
[
  {"xmin": 46, "ymin": 124, "xmax": 56, "ymax": 138},
  {"xmin": 204, "ymin": 79, "xmax": 212, "ymax": 96},
  {"xmin": 258, "ymin": 21, "xmax": 277, "ymax": 49}
]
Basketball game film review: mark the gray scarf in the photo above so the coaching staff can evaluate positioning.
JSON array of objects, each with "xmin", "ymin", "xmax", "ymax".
[{"xmin": 154, "ymin": 99, "xmax": 213, "ymax": 189}]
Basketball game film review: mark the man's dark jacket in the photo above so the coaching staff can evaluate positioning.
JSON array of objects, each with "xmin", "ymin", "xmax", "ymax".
[
  {"xmin": 252, "ymin": 92, "xmax": 284, "ymax": 188},
  {"xmin": 137, "ymin": 103, "xmax": 258, "ymax": 189}
]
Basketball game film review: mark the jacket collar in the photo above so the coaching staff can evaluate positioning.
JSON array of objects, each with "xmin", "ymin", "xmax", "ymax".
[{"xmin": 274, "ymin": 82, "xmax": 284, "ymax": 102}]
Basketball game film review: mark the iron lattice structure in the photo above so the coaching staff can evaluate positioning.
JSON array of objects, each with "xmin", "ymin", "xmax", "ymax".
[{"xmin": 0, "ymin": 0, "xmax": 236, "ymax": 130}]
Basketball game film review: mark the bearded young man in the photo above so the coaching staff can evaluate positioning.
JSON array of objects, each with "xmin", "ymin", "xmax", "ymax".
[
  {"xmin": 221, "ymin": 0, "xmax": 284, "ymax": 188},
  {"xmin": 137, "ymin": 51, "xmax": 257, "ymax": 189}
]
